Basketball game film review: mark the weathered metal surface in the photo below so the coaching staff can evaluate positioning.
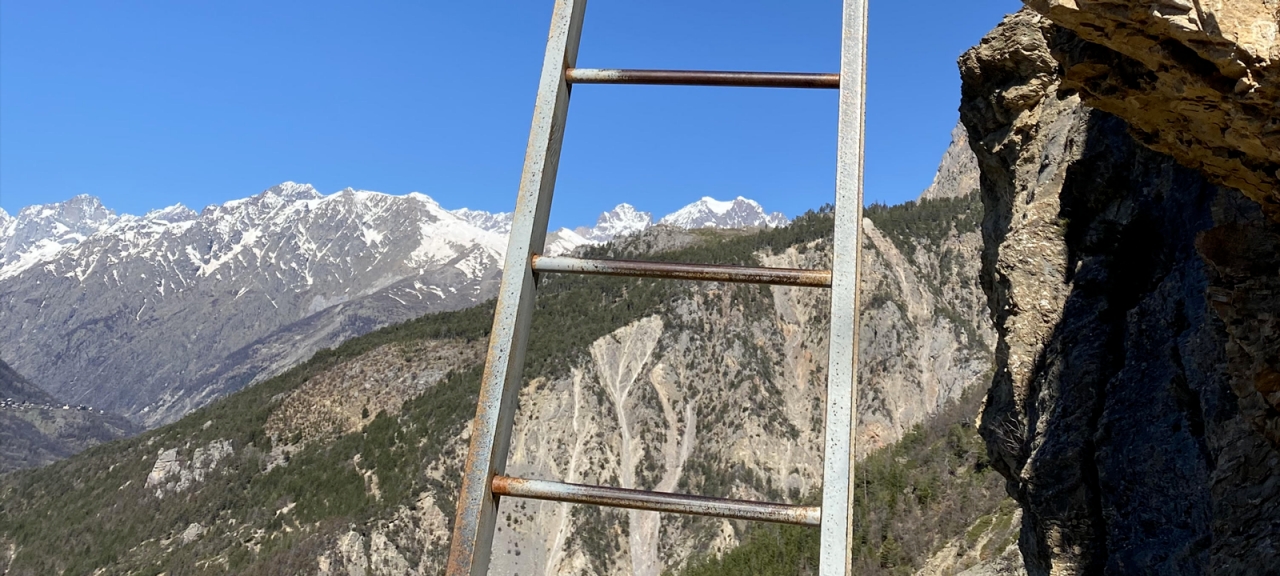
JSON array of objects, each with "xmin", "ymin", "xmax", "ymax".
[
  {"xmin": 452, "ymin": 0, "xmax": 869, "ymax": 573},
  {"xmin": 532, "ymin": 255, "xmax": 833, "ymax": 287},
  {"xmin": 565, "ymin": 68, "xmax": 840, "ymax": 89},
  {"xmin": 492, "ymin": 475, "xmax": 822, "ymax": 527},
  {"xmin": 820, "ymin": 0, "xmax": 869, "ymax": 574},
  {"xmin": 445, "ymin": 0, "xmax": 588, "ymax": 574}
]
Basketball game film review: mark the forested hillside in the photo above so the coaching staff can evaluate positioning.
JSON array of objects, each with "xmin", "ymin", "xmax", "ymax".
[{"xmin": 0, "ymin": 193, "xmax": 1009, "ymax": 575}]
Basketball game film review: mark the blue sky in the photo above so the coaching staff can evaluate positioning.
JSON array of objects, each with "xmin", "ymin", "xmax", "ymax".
[{"xmin": 0, "ymin": 1, "xmax": 1020, "ymax": 228}]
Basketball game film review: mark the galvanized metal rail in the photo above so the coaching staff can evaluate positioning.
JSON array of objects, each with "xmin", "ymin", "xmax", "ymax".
[
  {"xmin": 446, "ymin": 0, "xmax": 868, "ymax": 574},
  {"xmin": 566, "ymin": 68, "xmax": 840, "ymax": 89}
]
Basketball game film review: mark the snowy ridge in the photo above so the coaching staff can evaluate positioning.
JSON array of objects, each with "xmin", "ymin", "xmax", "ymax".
[
  {"xmin": 0, "ymin": 182, "xmax": 514, "ymax": 424},
  {"xmin": 574, "ymin": 203, "xmax": 652, "ymax": 243},
  {"xmin": 2, "ymin": 183, "xmax": 509, "ymax": 288},
  {"xmin": 0, "ymin": 183, "xmax": 790, "ymax": 425},
  {"xmin": 658, "ymin": 196, "xmax": 789, "ymax": 230},
  {"xmin": 542, "ymin": 198, "xmax": 786, "ymax": 256},
  {"xmin": 451, "ymin": 208, "xmax": 513, "ymax": 236},
  {"xmin": 3, "ymin": 189, "xmax": 789, "ymax": 274},
  {"xmin": 0, "ymin": 195, "xmax": 121, "ymax": 280},
  {"xmin": 544, "ymin": 228, "xmax": 592, "ymax": 257}
]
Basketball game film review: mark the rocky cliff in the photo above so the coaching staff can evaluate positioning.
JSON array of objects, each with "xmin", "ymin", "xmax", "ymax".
[
  {"xmin": 921, "ymin": 123, "xmax": 981, "ymax": 201},
  {"xmin": 1023, "ymin": 0, "xmax": 1280, "ymax": 220},
  {"xmin": 960, "ymin": 10, "xmax": 1279, "ymax": 575}
]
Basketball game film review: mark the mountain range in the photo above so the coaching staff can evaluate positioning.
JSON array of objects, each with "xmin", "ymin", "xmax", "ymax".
[
  {"xmin": 0, "ymin": 189, "xmax": 1014, "ymax": 575},
  {"xmin": 0, "ymin": 187, "xmax": 789, "ymax": 427}
]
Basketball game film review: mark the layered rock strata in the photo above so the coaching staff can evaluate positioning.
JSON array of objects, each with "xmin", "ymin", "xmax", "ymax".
[
  {"xmin": 961, "ymin": 10, "xmax": 1280, "ymax": 575},
  {"xmin": 1022, "ymin": 0, "xmax": 1280, "ymax": 220}
]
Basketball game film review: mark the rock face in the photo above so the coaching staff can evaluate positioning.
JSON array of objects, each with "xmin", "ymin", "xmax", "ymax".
[
  {"xmin": 921, "ymin": 123, "xmax": 981, "ymax": 201},
  {"xmin": 1022, "ymin": 0, "xmax": 1280, "ymax": 220},
  {"xmin": 489, "ymin": 214, "xmax": 994, "ymax": 575},
  {"xmin": 960, "ymin": 10, "xmax": 1280, "ymax": 575}
]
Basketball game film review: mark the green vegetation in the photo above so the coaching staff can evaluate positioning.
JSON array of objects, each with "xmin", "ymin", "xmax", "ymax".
[
  {"xmin": 866, "ymin": 191, "xmax": 988, "ymax": 352},
  {"xmin": 0, "ymin": 196, "xmax": 997, "ymax": 574},
  {"xmin": 0, "ymin": 208, "xmax": 839, "ymax": 575},
  {"xmin": 676, "ymin": 385, "xmax": 1011, "ymax": 576},
  {"xmin": 864, "ymin": 191, "xmax": 981, "ymax": 258}
]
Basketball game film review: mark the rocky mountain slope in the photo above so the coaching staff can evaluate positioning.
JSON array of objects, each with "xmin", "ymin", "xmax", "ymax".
[
  {"xmin": 0, "ymin": 358, "xmax": 138, "ymax": 474},
  {"xmin": 0, "ymin": 195, "xmax": 120, "ymax": 280},
  {"xmin": 921, "ymin": 123, "xmax": 981, "ymax": 201},
  {"xmin": 0, "ymin": 187, "xmax": 788, "ymax": 429},
  {"xmin": 0, "ymin": 183, "xmax": 508, "ymax": 426},
  {"xmin": 0, "ymin": 193, "xmax": 1005, "ymax": 575},
  {"xmin": 960, "ymin": 9, "xmax": 1279, "ymax": 574}
]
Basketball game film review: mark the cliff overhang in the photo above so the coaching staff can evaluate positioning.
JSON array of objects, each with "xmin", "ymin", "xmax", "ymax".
[{"xmin": 1024, "ymin": 0, "xmax": 1280, "ymax": 221}]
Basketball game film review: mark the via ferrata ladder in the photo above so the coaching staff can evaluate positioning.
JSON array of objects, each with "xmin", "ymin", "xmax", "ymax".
[{"xmin": 446, "ymin": 1, "xmax": 868, "ymax": 574}]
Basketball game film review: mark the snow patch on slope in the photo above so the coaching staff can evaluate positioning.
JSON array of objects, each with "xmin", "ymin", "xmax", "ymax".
[{"xmin": 0, "ymin": 195, "xmax": 120, "ymax": 280}]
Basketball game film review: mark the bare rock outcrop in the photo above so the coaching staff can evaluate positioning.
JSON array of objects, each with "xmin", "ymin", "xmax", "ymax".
[
  {"xmin": 1022, "ymin": 0, "xmax": 1280, "ymax": 220},
  {"xmin": 922, "ymin": 123, "xmax": 982, "ymax": 201},
  {"xmin": 961, "ymin": 10, "xmax": 1280, "ymax": 575}
]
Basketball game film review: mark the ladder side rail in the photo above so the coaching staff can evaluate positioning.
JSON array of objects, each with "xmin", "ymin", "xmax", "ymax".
[
  {"xmin": 820, "ymin": 0, "xmax": 870, "ymax": 574},
  {"xmin": 445, "ymin": 1, "xmax": 589, "ymax": 574}
]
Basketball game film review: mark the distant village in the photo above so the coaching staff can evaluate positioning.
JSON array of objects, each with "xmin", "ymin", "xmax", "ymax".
[{"xmin": 1, "ymin": 397, "xmax": 107, "ymax": 414}]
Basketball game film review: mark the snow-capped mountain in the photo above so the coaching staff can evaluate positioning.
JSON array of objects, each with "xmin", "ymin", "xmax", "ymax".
[
  {"xmin": 451, "ymin": 208, "xmax": 513, "ymax": 236},
  {"xmin": 0, "ymin": 182, "xmax": 507, "ymax": 426},
  {"xmin": 544, "ymin": 199, "xmax": 787, "ymax": 256},
  {"xmin": 0, "ymin": 185, "xmax": 789, "ymax": 427},
  {"xmin": 541, "ymin": 203, "xmax": 655, "ymax": 257},
  {"xmin": 574, "ymin": 203, "xmax": 652, "ymax": 243},
  {"xmin": 0, "ymin": 195, "xmax": 120, "ymax": 280},
  {"xmin": 658, "ymin": 196, "xmax": 789, "ymax": 229},
  {"xmin": 543, "ymin": 227, "xmax": 593, "ymax": 257}
]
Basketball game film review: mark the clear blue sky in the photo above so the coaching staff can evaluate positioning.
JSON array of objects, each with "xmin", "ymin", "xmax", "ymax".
[{"xmin": 1, "ymin": 0, "xmax": 1020, "ymax": 228}]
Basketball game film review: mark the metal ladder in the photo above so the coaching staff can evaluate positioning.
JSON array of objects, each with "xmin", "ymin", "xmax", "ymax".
[{"xmin": 446, "ymin": 0, "xmax": 868, "ymax": 574}]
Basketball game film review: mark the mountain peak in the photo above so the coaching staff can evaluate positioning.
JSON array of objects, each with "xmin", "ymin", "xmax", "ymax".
[
  {"xmin": 574, "ymin": 203, "xmax": 653, "ymax": 243},
  {"xmin": 15, "ymin": 194, "xmax": 114, "ymax": 222},
  {"xmin": 920, "ymin": 122, "xmax": 979, "ymax": 201},
  {"xmin": 263, "ymin": 182, "xmax": 322, "ymax": 202},
  {"xmin": 143, "ymin": 204, "xmax": 199, "ymax": 223},
  {"xmin": 1, "ymin": 195, "xmax": 120, "ymax": 280},
  {"xmin": 451, "ymin": 208, "xmax": 514, "ymax": 236},
  {"xmin": 658, "ymin": 196, "xmax": 787, "ymax": 229}
]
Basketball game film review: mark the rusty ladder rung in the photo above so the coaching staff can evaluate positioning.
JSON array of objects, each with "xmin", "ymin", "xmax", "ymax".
[
  {"xmin": 532, "ymin": 255, "xmax": 833, "ymax": 287},
  {"xmin": 492, "ymin": 475, "xmax": 822, "ymax": 526},
  {"xmin": 566, "ymin": 68, "xmax": 840, "ymax": 89}
]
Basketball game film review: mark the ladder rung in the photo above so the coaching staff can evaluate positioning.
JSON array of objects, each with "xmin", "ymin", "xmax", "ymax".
[
  {"xmin": 566, "ymin": 68, "xmax": 840, "ymax": 89},
  {"xmin": 492, "ymin": 475, "xmax": 822, "ymax": 526},
  {"xmin": 532, "ymin": 255, "xmax": 832, "ymax": 287}
]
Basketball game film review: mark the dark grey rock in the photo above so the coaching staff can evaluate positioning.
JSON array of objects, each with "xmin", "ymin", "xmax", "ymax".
[{"xmin": 960, "ymin": 10, "xmax": 1280, "ymax": 575}]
